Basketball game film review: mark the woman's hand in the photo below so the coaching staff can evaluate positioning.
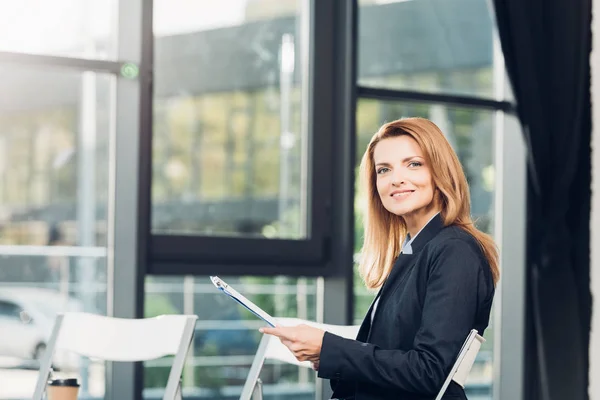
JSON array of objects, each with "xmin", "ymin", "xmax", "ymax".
[{"xmin": 260, "ymin": 324, "xmax": 325, "ymax": 363}]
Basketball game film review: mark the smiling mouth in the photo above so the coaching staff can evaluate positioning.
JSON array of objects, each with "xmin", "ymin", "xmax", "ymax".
[{"xmin": 391, "ymin": 191, "xmax": 414, "ymax": 198}]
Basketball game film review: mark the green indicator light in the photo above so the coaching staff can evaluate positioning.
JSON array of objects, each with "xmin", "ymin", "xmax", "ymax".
[{"xmin": 121, "ymin": 62, "xmax": 139, "ymax": 79}]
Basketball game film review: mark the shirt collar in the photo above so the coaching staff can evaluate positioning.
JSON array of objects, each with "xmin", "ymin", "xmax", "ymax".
[{"xmin": 401, "ymin": 212, "xmax": 442, "ymax": 254}]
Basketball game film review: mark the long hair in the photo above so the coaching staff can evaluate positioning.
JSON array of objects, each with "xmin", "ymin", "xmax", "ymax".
[{"xmin": 358, "ymin": 117, "xmax": 500, "ymax": 289}]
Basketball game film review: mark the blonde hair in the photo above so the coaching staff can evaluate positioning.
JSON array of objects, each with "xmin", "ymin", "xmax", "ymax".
[{"xmin": 358, "ymin": 117, "xmax": 500, "ymax": 289}]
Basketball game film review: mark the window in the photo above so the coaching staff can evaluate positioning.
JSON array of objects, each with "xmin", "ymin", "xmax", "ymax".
[
  {"xmin": 358, "ymin": 0, "xmax": 495, "ymax": 97},
  {"xmin": 0, "ymin": 0, "xmax": 117, "ymax": 60},
  {"xmin": 143, "ymin": 275, "xmax": 320, "ymax": 400},
  {"xmin": 150, "ymin": 0, "xmax": 331, "ymax": 271},
  {"xmin": 0, "ymin": 1, "xmax": 518, "ymax": 399},
  {"xmin": 153, "ymin": 1, "xmax": 307, "ymax": 240},
  {"xmin": 152, "ymin": 91, "xmax": 305, "ymax": 239},
  {"xmin": 0, "ymin": 64, "xmax": 112, "ymax": 399}
]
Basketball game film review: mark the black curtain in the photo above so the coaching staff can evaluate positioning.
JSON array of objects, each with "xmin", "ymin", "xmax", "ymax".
[{"xmin": 491, "ymin": 1, "xmax": 592, "ymax": 399}]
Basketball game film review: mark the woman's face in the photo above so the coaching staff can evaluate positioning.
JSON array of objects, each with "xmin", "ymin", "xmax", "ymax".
[{"xmin": 373, "ymin": 135, "xmax": 437, "ymax": 227}]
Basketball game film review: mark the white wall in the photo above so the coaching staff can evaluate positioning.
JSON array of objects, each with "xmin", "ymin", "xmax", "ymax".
[{"xmin": 591, "ymin": 1, "xmax": 600, "ymax": 398}]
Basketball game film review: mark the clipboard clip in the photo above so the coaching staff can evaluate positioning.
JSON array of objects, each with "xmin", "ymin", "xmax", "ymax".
[
  {"xmin": 210, "ymin": 276, "xmax": 227, "ymax": 290},
  {"xmin": 211, "ymin": 276, "xmax": 233, "ymax": 296}
]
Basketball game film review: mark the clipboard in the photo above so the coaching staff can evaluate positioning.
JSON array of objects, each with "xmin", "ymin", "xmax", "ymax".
[{"xmin": 210, "ymin": 276, "xmax": 277, "ymax": 327}]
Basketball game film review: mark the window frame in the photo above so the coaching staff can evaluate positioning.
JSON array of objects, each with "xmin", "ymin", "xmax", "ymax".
[{"xmin": 147, "ymin": 0, "xmax": 338, "ymax": 275}]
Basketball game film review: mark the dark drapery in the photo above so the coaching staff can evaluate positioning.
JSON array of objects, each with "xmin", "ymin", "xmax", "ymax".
[{"xmin": 491, "ymin": 0, "xmax": 592, "ymax": 399}]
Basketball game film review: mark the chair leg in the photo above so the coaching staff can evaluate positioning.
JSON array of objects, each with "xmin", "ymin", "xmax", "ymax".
[
  {"xmin": 251, "ymin": 378, "xmax": 263, "ymax": 400},
  {"xmin": 32, "ymin": 315, "xmax": 63, "ymax": 400},
  {"xmin": 175, "ymin": 382, "xmax": 182, "ymax": 400},
  {"xmin": 240, "ymin": 335, "xmax": 270, "ymax": 400}
]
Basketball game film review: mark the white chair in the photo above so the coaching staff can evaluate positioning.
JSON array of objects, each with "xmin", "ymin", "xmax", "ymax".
[
  {"xmin": 241, "ymin": 322, "xmax": 482, "ymax": 400},
  {"xmin": 434, "ymin": 329, "xmax": 485, "ymax": 400},
  {"xmin": 239, "ymin": 318, "xmax": 360, "ymax": 400},
  {"xmin": 32, "ymin": 312, "xmax": 198, "ymax": 400}
]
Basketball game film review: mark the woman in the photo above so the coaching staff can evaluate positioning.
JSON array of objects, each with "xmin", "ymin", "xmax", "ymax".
[{"xmin": 261, "ymin": 117, "xmax": 499, "ymax": 400}]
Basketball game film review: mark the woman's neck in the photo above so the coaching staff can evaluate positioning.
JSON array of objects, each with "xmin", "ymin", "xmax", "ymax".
[{"xmin": 404, "ymin": 207, "xmax": 440, "ymax": 238}]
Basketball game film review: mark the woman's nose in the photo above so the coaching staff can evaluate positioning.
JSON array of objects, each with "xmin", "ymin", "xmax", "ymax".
[
  {"xmin": 392, "ymin": 169, "xmax": 406, "ymax": 186},
  {"xmin": 391, "ymin": 172, "xmax": 405, "ymax": 186}
]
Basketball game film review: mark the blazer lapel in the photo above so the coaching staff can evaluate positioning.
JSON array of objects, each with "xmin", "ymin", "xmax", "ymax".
[
  {"xmin": 356, "ymin": 214, "xmax": 445, "ymax": 342},
  {"xmin": 367, "ymin": 253, "xmax": 416, "ymax": 341},
  {"xmin": 356, "ymin": 253, "xmax": 415, "ymax": 341},
  {"xmin": 356, "ymin": 297, "xmax": 377, "ymax": 341},
  {"xmin": 409, "ymin": 213, "xmax": 444, "ymax": 253}
]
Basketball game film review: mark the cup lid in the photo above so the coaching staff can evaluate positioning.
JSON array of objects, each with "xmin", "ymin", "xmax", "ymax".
[{"xmin": 48, "ymin": 378, "xmax": 80, "ymax": 387}]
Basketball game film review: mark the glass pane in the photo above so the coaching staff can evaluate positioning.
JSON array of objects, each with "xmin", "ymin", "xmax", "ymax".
[
  {"xmin": 358, "ymin": 0, "xmax": 496, "ymax": 97},
  {"xmin": 0, "ymin": 1, "xmax": 117, "ymax": 60},
  {"xmin": 0, "ymin": 64, "xmax": 112, "ymax": 399},
  {"xmin": 353, "ymin": 99, "xmax": 496, "ymax": 398},
  {"xmin": 143, "ymin": 275, "xmax": 319, "ymax": 400},
  {"xmin": 152, "ymin": 0, "xmax": 308, "ymax": 239}
]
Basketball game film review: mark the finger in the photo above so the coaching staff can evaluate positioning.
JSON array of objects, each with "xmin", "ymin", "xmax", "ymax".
[
  {"xmin": 258, "ymin": 327, "xmax": 277, "ymax": 336},
  {"xmin": 259, "ymin": 327, "xmax": 284, "ymax": 337},
  {"xmin": 259, "ymin": 326, "xmax": 292, "ymax": 340}
]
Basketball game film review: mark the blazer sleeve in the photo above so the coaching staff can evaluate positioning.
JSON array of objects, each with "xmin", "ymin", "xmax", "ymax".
[{"xmin": 317, "ymin": 238, "xmax": 485, "ymax": 395}]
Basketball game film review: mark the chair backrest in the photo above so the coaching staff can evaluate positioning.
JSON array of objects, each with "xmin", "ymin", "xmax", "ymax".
[
  {"xmin": 33, "ymin": 312, "xmax": 198, "ymax": 400},
  {"xmin": 435, "ymin": 329, "xmax": 485, "ymax": 400},
  {"xmin": 240, "ymin": 318, "xmax": 360, "ymax": 400},
  {"xmin": 55, "ymin": 312, "xmax": 195, "ymax": 361}
]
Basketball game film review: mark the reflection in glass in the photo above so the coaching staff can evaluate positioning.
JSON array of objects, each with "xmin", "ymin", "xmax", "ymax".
[
  {"xmin": 152, "ymin": 0, "xmax": 308, "ymax": 239},
  {"xmin": 144, "ymin": 275, "xmax": 319, "ymax": 399},
  {"xmin": 353, "ymin": 99, "xmax": 495, "ymax": 398},
  {"xmin": 0, "ymin": 0, "xmax": 117, "ymax": 59},
  {"xmin": 0, "ymin": 64, "xmax": 112, "ymax": 399},
  {"xmin": 358, "ymin": 0, "xmax": 496, "ymax": 97}
]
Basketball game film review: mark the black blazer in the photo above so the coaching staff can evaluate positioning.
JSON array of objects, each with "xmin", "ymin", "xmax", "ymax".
[{"xmin": 318, "ymin": 214, "xmax": 495, "ymax": 400}]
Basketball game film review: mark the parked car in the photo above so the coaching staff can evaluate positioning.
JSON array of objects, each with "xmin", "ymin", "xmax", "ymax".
[{"xmin": 0, "ymin": 287, "xmax": 85, "ymax": 370}]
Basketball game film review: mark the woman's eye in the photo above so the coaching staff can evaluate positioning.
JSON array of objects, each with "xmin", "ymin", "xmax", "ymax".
[
  {"xmin": 376, "ymin": 167, "xmax": 389, "ymax": 174},
  {"xmin": 408, "ymin": 161, "xmax": 422, "ymax": 168}
]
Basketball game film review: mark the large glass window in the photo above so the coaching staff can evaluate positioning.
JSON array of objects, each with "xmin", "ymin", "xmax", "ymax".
[
  {"xmin": 0, "ymin": 64, "xmax": 113, "ymax": 399},
  {"xmin": 152, "ymin": 0, "xmax": 308, "ymax": 240},
  {"xmin": 0, "ymin": 1, "xmax": 514, "ymax": 399},
  {"xmin": 358, "ymin": 0, "xmax": 496, "ymax": 97},
  {"xmin": 0, "ymin": 0, "xmax": 117, "ymax": 60},
  {"xmin": 143, "ymin": 275, "xmax": 320, "ymax": 400}
]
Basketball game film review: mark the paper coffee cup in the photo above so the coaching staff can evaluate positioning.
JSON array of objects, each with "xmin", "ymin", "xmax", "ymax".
[{"xmin": 47, "ymin": 378, "xmax": 80, "ymax": 400}]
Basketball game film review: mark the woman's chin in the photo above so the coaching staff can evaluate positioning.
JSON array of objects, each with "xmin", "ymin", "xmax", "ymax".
[{"xmin": 386, "ymin": 206, "xmax": 413, "ymax": 217}]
